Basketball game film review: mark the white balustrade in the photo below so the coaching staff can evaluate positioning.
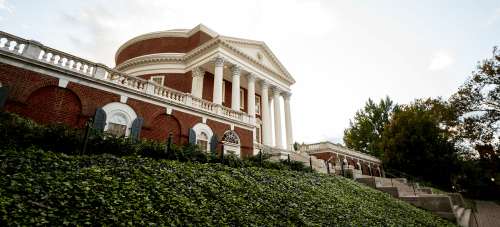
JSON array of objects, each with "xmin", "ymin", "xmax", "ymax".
[
  {"xmin": 220, "ymin": 105, "xmax": 244, "ymax": 121},
  {"xmin": 154, "ymin": 84, "xmax": 186, "ymax": 103},
  {"xmin": 192, "ymin": 97, "xmax": 216, "ymax": 113},
  {"xmin": 0, "ymin": 31, "xmax": 27, "ymax": 54},
  {"xmin": 38, "ymin": 47, "xmax": 95, "ymax": 75}
]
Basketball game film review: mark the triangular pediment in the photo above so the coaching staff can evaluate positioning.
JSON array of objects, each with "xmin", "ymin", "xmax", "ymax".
[{"xmin": 220, "ymin": 36, "xmax": 296, "ymax": 85}]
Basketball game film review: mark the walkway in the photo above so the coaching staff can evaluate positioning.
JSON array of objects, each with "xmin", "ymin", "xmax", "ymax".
[{"xmin": 470, "ymin": 201, "xmax": 500, "ymax": 227}]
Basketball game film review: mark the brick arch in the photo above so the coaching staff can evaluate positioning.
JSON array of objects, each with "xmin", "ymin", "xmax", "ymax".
[
  {"xmin": 19, "ymin": 80, "xmax": 59, "ymax": 103},
  {"xmin": 22, "ymin": 86, "xmax": 82, "ymax": 126},
  {"xmin": 142, "ymin": 107, "xmax": 165, "ymax": 129},
  {"xmin": 140, "ymin": 113, "xmax": 181, "ymax": 145},
  {"xmin": 65, "ymin": 83, "xmax": 89, "ymax": 115}
]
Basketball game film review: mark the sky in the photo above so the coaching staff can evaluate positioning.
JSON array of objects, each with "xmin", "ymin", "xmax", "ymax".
[{"xmin": 1, "ymin": 0, "xmax": 499, "ymax": 147}]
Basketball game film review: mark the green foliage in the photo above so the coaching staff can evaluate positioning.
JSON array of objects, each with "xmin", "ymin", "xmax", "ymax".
[
  {"xmin": 449, "ymin": 46, "xmax": 500, "ymax": 146},
  {"xmin": 0, "ymin": 148, "xmax": 457, "ymax": 226},
  {"xmin": 343, "ymin": 96, "xmax": 397, "ymax": 158},
  {"xmin": 345, "ymin": 170, "xmax": 353, "ymax": 179},
  {"xmin": 0, "ymin": 111, "xmax": 313, "ymax": 173},
  {"xmin": 380, "ymin": 102, "xmax": 460, "ymax": 189}
]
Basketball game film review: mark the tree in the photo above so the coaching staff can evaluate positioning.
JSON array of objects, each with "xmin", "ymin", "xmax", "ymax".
[
  {"xmin": 343, "ymin": 96, "xmax": 397, "ymax": 158},
  {"xmin": 449, "ymin": 46, "xmax": 500, "ymax": 147},
  {"xmin": 380, "ymin": 101, "xmax": 460, "ymax": 189}
]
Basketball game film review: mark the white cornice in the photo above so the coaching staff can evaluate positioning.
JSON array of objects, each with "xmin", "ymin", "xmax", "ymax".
[
  {"xmin": 114, "ymin": 36, "xmax": 296, "ymax": 86},
  {"xmin": 115, "ymin": 23, "xmax": 219, "ymax": 63}
]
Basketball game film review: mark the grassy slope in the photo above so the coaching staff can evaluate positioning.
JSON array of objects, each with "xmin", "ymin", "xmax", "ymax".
[{"xmin": 0, "ymin": 149, "xmax": 457, "ymax": 226}]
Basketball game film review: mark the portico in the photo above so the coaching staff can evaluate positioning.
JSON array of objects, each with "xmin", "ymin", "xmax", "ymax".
[{"xmin": 186, "ymin": 54, "xmax": 295, "ymax": 152}]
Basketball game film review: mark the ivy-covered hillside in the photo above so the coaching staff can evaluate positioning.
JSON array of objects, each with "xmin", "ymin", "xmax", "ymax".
[{"xmin": 1, "ymin": 148, "xmax": 456, "ymax": 226}]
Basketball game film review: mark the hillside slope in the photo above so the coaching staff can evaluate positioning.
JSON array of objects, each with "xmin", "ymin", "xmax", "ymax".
[{"xmin": 0, "ymin": 149, "xmax": 456, "ymax": 226}]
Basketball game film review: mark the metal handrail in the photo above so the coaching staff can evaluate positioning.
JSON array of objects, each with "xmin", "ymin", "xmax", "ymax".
[{"xmin": 387, "ymin": 169, "xmax": 452, "ymax": 193}]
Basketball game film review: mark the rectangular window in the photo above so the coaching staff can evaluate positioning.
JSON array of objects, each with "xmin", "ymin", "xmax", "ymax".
[
  {"xmin": 107, "ymin": 123, "xmax": 127, "ymax": 137},
  {"xmin": 255, "ymin": 96, "xmax": 261, "ymax": 115},
  {"xmin": 151, "ymin": 76, "xmax": 164, "ymax": 86},
  {"xmin": 197, "ymin": 140, "xmax": 208, "ymax": 151},
  {"xmin": 256, "ymin": 127, "xmax": 260, "ymax": 143},
  {"xmin": 222, "ymin": 81, "xmax": 225, "ymax": 103},
  {"xmin": 240, "ymin": 89, "xmax": 244, "ymax": 109}
]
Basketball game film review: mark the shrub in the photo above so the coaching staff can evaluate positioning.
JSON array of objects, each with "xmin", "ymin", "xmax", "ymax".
[
  {"xmin": 0, "ymin": 148, "xmax": 457, "ymax": 226},
  {"xmin": 0, "ymin": 111, "xmax": 313, "ymax": 173}
]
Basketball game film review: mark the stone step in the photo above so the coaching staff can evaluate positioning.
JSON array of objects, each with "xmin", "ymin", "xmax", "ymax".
[
  {"xmin": 453, "ymin": 205, "xmax": 458, "ymax": 211},
  {"xmin": 459, "ymin": 209, "xmax": 471, "ymax": 227},
  {"xmin": 456, "ymin": 207, "xmax": 464, "ymax": 222}
]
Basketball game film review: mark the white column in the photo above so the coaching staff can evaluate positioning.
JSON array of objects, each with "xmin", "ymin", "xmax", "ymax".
[
  {"xmin": 283, "ymin": 91, "xmax": 294, "ymax": 151},
  {"xmin": 211, "ymin": 55, "xmax": 227, "ymax": 105},
  {"xmin": 259, "ymin": 80, "xmax": 271, "ymax": 146},
  {"xmin": 271, "ymin": 86, "xmax": 283, "ymax": 149},
  {"xmin": 191, "ymin": 67, "xmax": 205, "ymax": 98},
  {"xmin": 245, "ymin": 73, "xmax": 258, "ymax": 141},
  {"xmin": 230, "ymin": 65, "xmax": 243, "ymax": 111},
  {"xmin": 268, "ymin": 98, "xmax": 274, "ymax": 146}
]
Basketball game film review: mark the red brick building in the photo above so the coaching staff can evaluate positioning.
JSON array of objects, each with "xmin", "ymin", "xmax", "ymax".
[{"xmin": 0, "ymin": 24, "xmax": 297, "ymax": 157}]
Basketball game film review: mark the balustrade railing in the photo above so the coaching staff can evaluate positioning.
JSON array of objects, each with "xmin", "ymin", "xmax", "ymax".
[
  {"xmin": 0, "ymin": 30, "xmax": 254, "ymax": 125},
  {"xmin": 298, "ymin": 141, "xmax": 382, "ymax": 164},
  {"xmin": 192, "ymin": 97, "xmax": 217, "ymax": 113},
  {"xmin": 0, "ymin": 31, "xmax": 28, "ymax": 54},
  {"xmin": 39, "ymin": 46, "xmax": 96, "ymax": 75}
]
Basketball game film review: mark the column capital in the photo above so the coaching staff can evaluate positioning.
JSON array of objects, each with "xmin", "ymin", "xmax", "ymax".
[
  {"xmin": 283, "ymin": 91, "xmax": 292, "ymax": 100},
  {"xmin": 191, "ymin": 66, "xmax": 205, "ymax": 78},
  {"xmin": 230, "ymin": 64, "xmax": 244, "ymax": 76},
  {"xmin": 211, "ymin": 55, "xmax": 228, "ymax": 67},
  {"xmin": 259, "ymin": 79, "xmax": 270, "ymax": 89},
  {"xmin": 271, "ymin": 86, "xmax": 282, "ymax": 95},
  {"xmin": 245, "ymin": 72, "xmax": 258, "ymax": 83}
]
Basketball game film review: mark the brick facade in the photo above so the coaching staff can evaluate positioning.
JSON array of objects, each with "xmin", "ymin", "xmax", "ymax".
[
  {"xmin": 1, "ymin": 63, "xmax": 254, "ymax": 156},
  {"xmin": 116, "ymin": 31, "xmax": 213, "ymax": 65}
]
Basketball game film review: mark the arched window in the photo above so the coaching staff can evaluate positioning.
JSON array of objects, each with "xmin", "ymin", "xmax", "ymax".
[
  {"xmin": 222, "ymin": 130, "xmax": 241, "ymax": 156},
  {"xmin": 197, "ymin": 131, "xmax": 209, "ymax": 151},
  {"xmin": 102, "ymin": 102, "xmax": 138, "ymax": 137},
  {"xmin": 223, "ymin": 131, "xmax": 239, "ymax": 144},
  {"xmin": 193, "ymin": 123, "xmax": 214, "ymax": 152},
  {"xmin": 107, "ymin": 112, "xmax": 129, "ymax": 137}
]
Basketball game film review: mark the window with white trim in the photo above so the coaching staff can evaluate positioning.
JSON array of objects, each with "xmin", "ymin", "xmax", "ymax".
[
  {"xmin": 196, "ymin": 131, "xmax": 209, "ymax": 151},
  {"xmin": 255, "ymin": 96, "xmax": 261, "ymax": 115},
  {"xmin": 222, "ymin": 81, "xmax": 225, "ymax": 103},
  {"xmin": 107, "ymin": 112, "xmax": 128, "ymax": 137},
  {"xmin": 151, "ymin": 76, "xmax": 164, "ymax": 86},
  {"xmin": 256, "ymin": 126, "xmax": 261, "ymax": 143},
  {"xmin": 240, "ymin": 89, "xmax": 244, "ymax": 109}
]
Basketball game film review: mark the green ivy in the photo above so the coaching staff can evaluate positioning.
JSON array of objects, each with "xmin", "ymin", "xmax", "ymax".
[
  {"xmin": 0, "ymin": 148, "xmax": 457, "ymax": 226},
  {"xmin": 0, "ymin": 111, "xmax": 313, "ymax": 173}
]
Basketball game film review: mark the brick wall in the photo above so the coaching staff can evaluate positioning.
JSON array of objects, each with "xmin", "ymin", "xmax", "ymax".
[
  {"xmin": 140, "ymin": 113, "xmax": 182, "ymax": 145},
  {"xmin": 1, "ymin": 62, "xmax": 254, "ymax": 156},
  {"xmin": 21, "ymin": 86, "xmax": 81, "ymax": 126},
  {"xmin": 137, "ymin": 72, "xmax": 192, "ymax": 94},
  {"xmin": 116, "ymin": 31, "xmax": 214, "ymax": 65},
  {"xmin": 171, "ymin": 110, "xmax": 203, "ymax": 144}
]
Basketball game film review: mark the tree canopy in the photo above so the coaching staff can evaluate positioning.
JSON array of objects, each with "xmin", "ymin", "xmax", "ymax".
[
  {"xmin": 379, "ymin": 101, "xmax": 460, "ymax": 188},
  {"xmin": 343, "ymin": 96, "xmax": 397, "ymax": 158},
  {"xmin": 449, "ymin": 46, "xmax": 500, "ymax": 146}
]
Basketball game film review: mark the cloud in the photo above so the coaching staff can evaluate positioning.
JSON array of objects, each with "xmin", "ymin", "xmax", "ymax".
[
  {"xmin": 0, "ymin": 0, "xmax": 16, "ymax": 13},
  {"xmin": 486, "ymin": 8, "xmax": 500, "ymax": 26},
  {"xmin": 21, "ymin": 25, "xmax": 29, "ymax": 29},
  {"xmin": 50, "ymin": 0, "xmax": 337, "ymax": 67},
  {"xmin": 429, "ymin": 51, "xmax": 454, "ymax": 71},
  {"xmin": 0, "ymin": 16, "xmax": 2, "ymax": 20}
]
